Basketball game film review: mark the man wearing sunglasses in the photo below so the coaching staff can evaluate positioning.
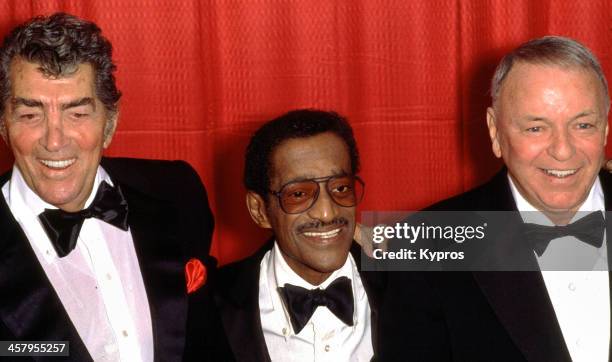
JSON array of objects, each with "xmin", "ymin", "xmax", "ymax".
[{"xmin": 210, "ymin": 109, "xmax": 383, "ymax": 361}]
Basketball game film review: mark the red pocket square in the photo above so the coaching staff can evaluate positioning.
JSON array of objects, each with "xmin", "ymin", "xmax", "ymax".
[{"xmin": 185, "ymin": 258, "xmax": 207, "ymax": 294}]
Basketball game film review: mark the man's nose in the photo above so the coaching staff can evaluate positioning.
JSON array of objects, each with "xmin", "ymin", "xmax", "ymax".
[
  {"xmin": 307, "ymin": 186, "xmax": 339, "ymax": 222},
  {"xmin": 548, "ymin": 128, "xmax": 575, "ymax": 161},
  {"xmin": 41, "ymin": 112, "xmax": 67, "ymax": 152}
]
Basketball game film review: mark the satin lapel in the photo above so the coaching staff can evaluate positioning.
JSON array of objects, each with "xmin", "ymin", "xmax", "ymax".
[
  {"xmin": 120, "ymin": 183, "xmax": 187, "ymax": 362},
  {"xmin": 0, "ymin": 175, "xmax": 92, "ymax": 362},
  {"xmin": 215, "ymin": 244, "xmax": 272, "ymax": 362},
  {"xmin": 473, "ymin": 272, "xmax": 571, "ymax": 362},
  {"xmin": 472, "ymin": 170, "xmax": 571, "ymax": 362},
  {"xmin": 351, "ymin": 244, "xmax": 384, "ymax": 359}
]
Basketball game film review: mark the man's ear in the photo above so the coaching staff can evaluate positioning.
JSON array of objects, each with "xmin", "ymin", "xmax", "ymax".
[
  {"xmin": 102, "ymin": 110, "xmax": 118, "ymax": 149},
  {"xmin": 486, "ymin": 107, "xmax": 502, "ymax": 158},
  {"xmin": 246, "ymin": 191, "xmax": 272, "ymax": 229}
]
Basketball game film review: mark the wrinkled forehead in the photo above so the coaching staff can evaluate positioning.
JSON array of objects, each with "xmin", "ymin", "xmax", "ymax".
[{"xmin": 500, "ymin": 61, "xmax": 609, "ymax": 109}]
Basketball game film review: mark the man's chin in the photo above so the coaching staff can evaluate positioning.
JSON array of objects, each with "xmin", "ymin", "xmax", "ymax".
[
  {"xmin": 539, "ymin": 194, "xmax": 587, "ymax": 212},
  {"xmin": 38, "ymin": 190, "xmax": 84, "ymax": 210},
  {"xmin": 533, "ymin": 197, "xmax": 589, "ymax": 223}
]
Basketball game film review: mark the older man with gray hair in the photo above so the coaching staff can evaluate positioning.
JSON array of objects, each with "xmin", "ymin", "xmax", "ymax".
[{"xmin": 381, "ymin": 36, "xmax": 611, "ymax": 362}]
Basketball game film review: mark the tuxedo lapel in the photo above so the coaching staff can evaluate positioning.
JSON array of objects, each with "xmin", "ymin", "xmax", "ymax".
[
  {"xmin": 351, "ymin": 243, "xmax": 384, "ymax": 358},
  {"xmin": 0, "ymin": 173, "xmax": 92, "ymax": 362},
  {"xmin": 118, "ymin": 182, "xmax": 188, "ymax": 362},
  {"xmin": 214, "ymin": 242, "xmax": 273, "ymax": 362},
  {"xmin": 473, "ymin": 272, "xmax": 571, "ymax": 361},
  {"xmin": 471, "ymin": 169, "xmax": 571, "ymax": 361}
]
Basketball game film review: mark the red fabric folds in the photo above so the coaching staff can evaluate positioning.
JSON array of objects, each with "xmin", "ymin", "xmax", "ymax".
[{"xmin": 185, "ymin": 258, "xmax": 207, "ymax": 294}]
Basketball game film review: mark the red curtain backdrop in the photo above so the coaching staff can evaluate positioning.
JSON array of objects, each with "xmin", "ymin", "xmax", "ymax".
[{"xmin": 1, "ymin": 0, "xmax": 610, "ymax": 265}]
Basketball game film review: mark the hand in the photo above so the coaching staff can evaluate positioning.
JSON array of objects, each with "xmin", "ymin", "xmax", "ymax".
[
  {"xmin": 354, "ymin": 223, "xmax": 387, "ymax": 257},
  {"xmin": 606, "ymin": 160, "xmax": 612, "ymax": 172}
]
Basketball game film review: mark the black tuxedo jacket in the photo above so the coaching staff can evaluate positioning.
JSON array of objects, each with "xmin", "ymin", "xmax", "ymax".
[
  {"xmin": 209, "ymin": 240, "xmax": 386, "ymax": 362},
  {"xmin": 0, "ymin": 157, "xmax": 216, "ymax": 362},
  {"xmin": 380, "ymin": 169, "xmax": 612, "ymax": 362}
]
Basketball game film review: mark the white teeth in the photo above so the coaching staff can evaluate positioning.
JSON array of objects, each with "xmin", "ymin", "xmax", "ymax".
[
  {"xmin": 303, "ymin": 228, "xmax": 342, "ymax": 239},
  {"xmin": 40, "ymin": 158, "xmax": 76, "ymax": 169},
  {"xmin": 544, "ymin": 169, "xmax": 577, "ymax": 178}
]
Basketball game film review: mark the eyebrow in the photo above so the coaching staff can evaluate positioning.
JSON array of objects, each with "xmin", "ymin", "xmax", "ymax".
[
  {"xmin": 11, "ymin": 97, "xmax": 43, "ymax": 108},
  {"xmin": 62, "ymin": 97, "xmax": 95, "ymax": 111},
  {"xmin": 283, "ymin": 170, "xmax": 350, "ymax": 184},
  {"xmin": 10, "ymin": 97, "xmax": 96, "ymax": 111},
  {"xmin": 523, "ymin": 110, "xmax": 598, "ymax": 122},
  {"xmin": 571, "ymin": 110, "xmax": 597, "ymax": 120}
]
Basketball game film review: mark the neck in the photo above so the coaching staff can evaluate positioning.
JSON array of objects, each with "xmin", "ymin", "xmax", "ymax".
[
  {"xmin": 541, "ymin": 209, "xmax": 577, "ymax": 226},
  {"xmin": 298, "ymin": 269, "xmax": 333, "ymax": 286},
  {"xmin": 278, "ymin": 248, "xmax": 335, "ymax": 287}
]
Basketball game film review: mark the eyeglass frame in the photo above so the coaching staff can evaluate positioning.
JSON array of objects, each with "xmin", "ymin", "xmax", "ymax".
[{"xmin": 268, "ymin": 174, "xmax": 365, "ymax": 214}]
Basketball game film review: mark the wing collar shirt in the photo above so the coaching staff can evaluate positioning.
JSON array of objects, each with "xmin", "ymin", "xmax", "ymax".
[
  {"xmin": 509, "ymin": 175, "xmax": 609, "ymax": 362},
  {"xmin": 259, "ymin": 242, "xmax": 373, "ymax": 361},
  {"xmin": 2, "ymin": 165, "xmax": 153, "ymax": 362}
]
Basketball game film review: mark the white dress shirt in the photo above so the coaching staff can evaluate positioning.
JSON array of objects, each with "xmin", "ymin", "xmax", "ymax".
[
  {"xmin": 2, "ymin": 165, "xmax": 154, "ymax": 362},
  {"xmin": 509, "ymin": 176, "xmax": 610, "ymax": 362},
  {"xmin": 259, "ymin": 242, "xmax": 373, "ymax": 361}
]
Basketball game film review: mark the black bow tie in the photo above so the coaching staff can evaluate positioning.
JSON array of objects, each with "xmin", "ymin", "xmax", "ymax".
[
  {"xmin": 522, "ymin": 211, "xmax": 605, "ymax": 257},
  {"xmin": 38, "ymin": 181, "xmax": 129, "ymax": 258},
  {"xmin": 278, "ymin": 276, "xmax": 354, "ymax": 334}
]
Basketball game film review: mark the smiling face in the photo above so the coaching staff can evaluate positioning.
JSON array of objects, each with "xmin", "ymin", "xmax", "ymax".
[
  {"xmin": 487, "ymin": 62, "xmax": 609, "ymax": 217},
  {"xmin": 0, "ymin": 58, "xmax": 116, "ymax": 211},
  {"xmin": 246, "ymin": 132, "xmax": 356, "ymax": 285}
]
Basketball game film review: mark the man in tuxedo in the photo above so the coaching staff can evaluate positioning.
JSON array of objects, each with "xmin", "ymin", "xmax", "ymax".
[
  {"xmin": 381, "ymin": 36, "xmax": 611, "ymax": 361},
  {"xmin": 0, "ymin": 13, "xmax": 215, "ymax": 361},
  {"xmin": 212, "ymin": 109, "xmax": 384, "ymax": 361}
]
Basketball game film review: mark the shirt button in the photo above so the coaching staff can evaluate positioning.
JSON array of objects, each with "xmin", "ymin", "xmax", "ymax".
[
  {"xmin": 282, "ymin": 328, "xmax": 287, "ymax": 336},
  {"xmin": 106, "ymin": 273, "xmax": 112, "ymax": 281},
  {"xmin": 324, "ymin": 345, "xmax": 330, "ymax": 352},
  {"xmin": 568, "ymin": 283, "xmax": 576, "ymax": 291},
  {"xmin": 122, "ymin": 330, "xmax": 128, "ymax": 337}
]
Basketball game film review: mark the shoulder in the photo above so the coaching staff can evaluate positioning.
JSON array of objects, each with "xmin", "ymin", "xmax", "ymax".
[
  {"xmin": 426, "ymin": 168, "xmax": 514, "ymax": 211},
  {"xmin": 102, "ymin": 157, "xmax": 214, "ymax": 257},
  {"xmin": 213, "ymin": 241, "xmax": 273, "ymax": 302},
  {"xmin": 215, "ymin": 241, "xmax": 272, "ymax": 289},
  {"xmin": 599, "ymin": 170, "xmax": 612, "ymax": 197},
  {"xmin": 101, "ymin": 157, "xmax": 210, "ymax": 211},
  {"xmin": 101, "ymin": 157, "xmax": 201, "ymax": 192}
]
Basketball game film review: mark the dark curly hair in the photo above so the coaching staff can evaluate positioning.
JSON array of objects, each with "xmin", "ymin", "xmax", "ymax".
[
  {"xmin": 0, "ymin": 12, "xmax": 121, "ymax": 118},
  {"xmin": 244, "ymin": 109, "xmax": 360, "ymax": 200}
]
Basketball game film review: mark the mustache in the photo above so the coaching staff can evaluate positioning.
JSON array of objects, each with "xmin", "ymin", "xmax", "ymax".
[{"xmin": 296, "ymin": 217, "xmax": 349, "ymax": 233}]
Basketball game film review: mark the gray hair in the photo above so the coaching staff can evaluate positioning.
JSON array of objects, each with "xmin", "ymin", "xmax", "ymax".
[{"xmin": 491, "ymin": 35, "xmax": 610, "ymax": 112}]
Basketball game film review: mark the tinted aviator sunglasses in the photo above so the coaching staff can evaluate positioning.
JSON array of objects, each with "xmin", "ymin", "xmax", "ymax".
[{"xmin": 269, "ymin": 174, "xmax": 365, "ymax": 214}]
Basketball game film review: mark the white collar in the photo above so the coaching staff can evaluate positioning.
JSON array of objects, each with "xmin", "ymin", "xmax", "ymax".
[{"xmin": 3, "ymin": 165, "xmax": 113, "ymax": 261}]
